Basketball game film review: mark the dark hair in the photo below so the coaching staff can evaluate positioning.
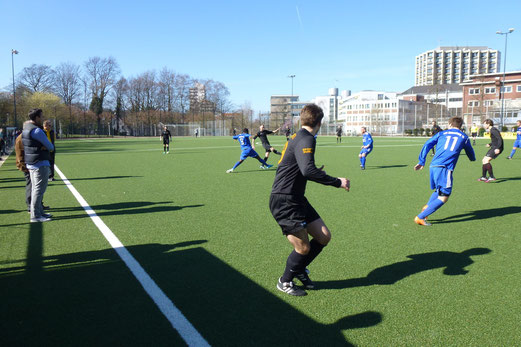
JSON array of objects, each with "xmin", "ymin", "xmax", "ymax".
[
  {"xmin": 28, "ymin": 108, "xmax": 42, "ymax": 121},
  {"xmin": 242, "ymin": 128, "xmax": 249, "ymax": 134},
  {"xmin": 484, "ymin": 119, "xmax": 494, "ymax": 126},
  {"xmin": 300, "ymin": 104, "xmax": 324, "ymax": 128},
  {"xmin": 448, "ymin": 116, "xmax": 463, "ymax": 129}
]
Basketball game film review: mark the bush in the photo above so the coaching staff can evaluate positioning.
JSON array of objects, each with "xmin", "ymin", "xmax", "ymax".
[
  {"xmin": 419, "ymin": 128, "xmax": 425, "ymax": 136},
  {"xmin": 479, "ymin": 128, "xmax": 485, "ymax": 137},
  {"xmin": 425, "ymin": 128, "xmax": 431, "ymax": 136},
  {"xmin": 404, "ymin": 129, "xmax": 412, "ymax": 136},
  {"xmin": 413, "ymin": 128, "xmax": 419, "ymax": 136},
  {"xmin": 501, "ymin": 126, "xmax": 508, "ymax": 132}
]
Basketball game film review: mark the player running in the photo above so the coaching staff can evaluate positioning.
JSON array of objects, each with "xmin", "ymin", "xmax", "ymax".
[
  {"xmin": 160, "ymin": 126, "xmax": 172, "ymax": 154},
  {"xmin": 359, "ymin": 126, "xmax": 373, "ymax": 170},
  {"xmin": 253, "ymin": 125, "xmax": 281, "ymax": 166},
  {"xmin": 226, "ymin": 128, "xmax": 273, "ymax": 173},
  {"xmin": 506, "ymin": 120, "xmax": 521, "ymax": 159},
  {"xmin": 336, "ymin": 126, "xmax": 342, "ymax": 143},
  {"xmin": 270, "ymin": 104, "xmax": 350, "ymax": 296},
  {"xmin": 478, "ymin": 119, "xmax": 503, "ymax": 182},
  {"xmin": 470, "ymin": 123, "xmax": 479, "ymax": 146},
  {"xmin": 413, "ymin": 116, "xmax": 475, "ymax": 226}
]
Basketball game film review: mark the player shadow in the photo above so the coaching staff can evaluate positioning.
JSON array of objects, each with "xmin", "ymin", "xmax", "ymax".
[
  {"xmin": 232, "ymin": 169, "xmax": 277, "ymax": 174},
  {"xmin": 488, "ymin": 176, "xmax": 521, "ymax": 183},
  {"xmin": 0, "ymin": 227, "xmax": 383, "ymax": 346},
  {"xmin": 0, "ymin": 185, "xmax": 25, "ymax": 190},
  {"xmin": 431, "ymin": 206, "xmax": 521, "ymax": 223},
  {"xmin": 64, "ymin": 175, "xmax": 142, "ymax": 181},
  {"xmin": 367, "ymin": 164, "xmax": 408, "ymax": 169},
  {"xmin": 315, "ymin": 248, "xmax": 491, "ymax": 290},
  {"xmin": 0, "ymin": 177, "xmax": 25, "ymax": 183}
]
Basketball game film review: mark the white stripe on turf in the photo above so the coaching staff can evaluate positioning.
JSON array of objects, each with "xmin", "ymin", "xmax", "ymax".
[{"xmin": 54, "ymin": 165, "xmax": 210, "ymax": 347}]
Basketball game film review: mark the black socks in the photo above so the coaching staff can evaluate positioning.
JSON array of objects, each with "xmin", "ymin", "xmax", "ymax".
[{"xmin": 281, "ymin": 239, "xmax": 326, "ymax": 282}]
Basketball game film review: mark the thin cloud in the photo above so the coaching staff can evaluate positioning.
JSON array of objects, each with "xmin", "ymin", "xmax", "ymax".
[{"xmin": 296, "ymin": 5, "xmax": 304, "ymax": 31}]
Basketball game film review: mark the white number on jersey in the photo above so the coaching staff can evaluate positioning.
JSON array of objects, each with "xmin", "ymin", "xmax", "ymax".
[{"xmin": 443, "ymin": 136, "xmax": 459, "ymax": 151}]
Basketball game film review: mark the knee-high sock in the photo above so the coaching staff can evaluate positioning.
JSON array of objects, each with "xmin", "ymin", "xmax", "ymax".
[
  {"xmin": 427, "ymin": 191, "xmax": 439, "ymax": 205},
  {"xmin": 487, "ymin": 163, "xmax": 494, "ymax": 178},
  {"xmin": 232, "ymin": 160, "xmax": 243, "ymax": 170},
  {"xmin": 482, "ymin": 164, "xmax": 489, "ymax": 177},
  {"xmin": 281, "ymin": 250, "xmax": 308, "ymax": 282},
  {"xmin": 273, "ymin": 149, "xmax": 280, "ymax": 155},
  {"xmin": 303, "ymin": 239, "xmax": 325, "ymax": 268},
  {"xmin": 360, "ymin": 156, "xmax": 366, "ymax": 166},
  {"xmin": 264, "ymin": 156, "xmax": 269, "ymax": 162},
  {"xmin": 510, "ymin": 149, "xmax": 516, "ymax": 158},
  {"xmin": 418, "ymin": 198, "xmax": 444, "ymax": 219},
  {"xmin": 256, "ymin": 157, "xmax": 269, "ymax": 166}
]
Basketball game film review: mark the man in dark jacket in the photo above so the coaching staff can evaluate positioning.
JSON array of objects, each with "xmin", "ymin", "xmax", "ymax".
[
  {"xmin": 22, "ymin": 109, "xmax": 54, "ymax": 222},
  {"xmin": 43, "ymin": 120, "xmax": 56, "ymax": 181},
  {"xmin": 478, "ymin": 119, "xmax": 503, "ymax": 182}
]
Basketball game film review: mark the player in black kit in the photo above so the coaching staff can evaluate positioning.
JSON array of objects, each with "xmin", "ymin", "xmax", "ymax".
[
  {"xmin": 253, "ymin": 125, "xmax": 281, "ymax": 166},
  {"xmin": 478, "ymin": 119, "xmax": 503, "ymax": 182},
  {"xmin": 431, "ymin": 121, "xmax": 442, "ymax": 155},
  {"xmin": 270, "ymin": 104, "xmax": 350, "ymax": 296},
  {"xmin": 161, "ymin": 126, "xmax": 172, "ymax": 154}
]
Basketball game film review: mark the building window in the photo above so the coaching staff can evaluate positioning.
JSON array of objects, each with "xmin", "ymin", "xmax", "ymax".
[
  {"xmin": 469, "ymin": 88, "xmax": 480, "ymax": 95},
  {"xmin": 484, "ymin": 100, "xmax": 494, "ymax": 107},
  {"xmin": 517, "ymin": 85, "xmax": 521, "ymax": 92},
  {"xmin": 468, "ymin": 101, "xmax": 480, "ymax": 107},
  {"xmin": 484, "ymin": 87, "xmax": 496, "ymax": 94},
  {"xmin": 501, "ymin": 86, "xmax": 512, "ymax": 93}
]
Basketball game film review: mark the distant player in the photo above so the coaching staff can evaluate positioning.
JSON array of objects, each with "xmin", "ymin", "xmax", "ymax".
[
  {"xmin": 285, "ymin": 127, "xmax": 291, "ymax": 141},
  {"xmin": 431, "ymin": 121, "xmax": 442, "ymax": 155},
  {"xmin": 253, "ymin": 125, "xmax": 281, "ymax": 165},
  {"xmin": 226, "ymin": 128, "xmax": 272, "ymax": 173},
  {"xmin": 161, "ymin": 126, "xmax": 172, "ymax": 154},
  {"xmin": 336, "ymin": 126, "xmax": 342, "ymax": 143},
  {"xmin": 506, "ymin": 120, "xmax": 521, "ymax": 159},
  {"xmin": 478, "ymin": 119, "xmax": 503, "ymax": 182},
  {"xmin": 414, "ymin": 116, "xmax": 475, "ymax": 226},
  {"xmin": 270, "ymin": 104, "xmax": 350, "ymax": 296},
  {"xmin": 470, "ymin": 123, "xmax": 479, "ymax": 146},
  {"xmin": 359, "ymin": 126, "xmax": 373, "ymax": 170}
]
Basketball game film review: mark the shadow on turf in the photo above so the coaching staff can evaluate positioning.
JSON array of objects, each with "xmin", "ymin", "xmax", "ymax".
[
  {"xmin": 485, "ymin": 176, "xmax": 521, "ymax": 183},
  {"xmin": 367, "ymin": 164, "xmax": 408, "ymax": 169},
  {"xmin": 65, "ymin": 175, "xmax": 142, "ymax": 181},
  {"xmin": 431, "ymin": 206, "xmax": 521, "ymax": 223},
  {"xmin": 315, "ymin": 248, "xmax": 491, "ymax": 290},
  {"xmin": 0, "ymin": 230, "xmax": 382, "ymax": 346}
]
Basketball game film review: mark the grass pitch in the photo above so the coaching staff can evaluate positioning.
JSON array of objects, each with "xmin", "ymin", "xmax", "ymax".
[{"xmin": 1, "ymin": 135, "xmax": 520, "ymax": 346}]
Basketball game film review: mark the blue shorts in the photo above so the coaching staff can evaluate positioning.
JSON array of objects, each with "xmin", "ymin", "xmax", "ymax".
[
  {"xmin": 360, "ymin": 147, "xmax": 373, "ymax": 156},
  {"xmin": 430, "ymin": 166, "xmax": 453, "ymax": 195},
  {"xmin": 513, "ymin": 140, "xmax": 521, "ymax": 148},
  {"xmin": 240, "ymin": 148, "xmax": 259, "ymax": 160}
]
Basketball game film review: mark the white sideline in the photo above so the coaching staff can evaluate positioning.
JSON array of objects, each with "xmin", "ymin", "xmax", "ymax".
[{"xmin": 54, "ymin": 165, "xmax": 210, "ymax": 347}]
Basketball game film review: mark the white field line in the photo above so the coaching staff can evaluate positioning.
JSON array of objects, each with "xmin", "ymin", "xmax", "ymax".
[
  {"xmin": 54, "ymin": 165, "xmax": 210, "ymax": 347},
  {"xmin": 58, "ymin": 143, "xmax": 422, "ymax": 155}
]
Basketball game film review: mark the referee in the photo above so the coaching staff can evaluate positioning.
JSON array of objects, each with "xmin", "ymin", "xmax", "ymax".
[
  {"xmin": 478, "ymin": 119, "xmax": 503, "ymax": 182},
  {"xmin": 270, "ymin": 104, "xmax": 350, "ymax": 296}
]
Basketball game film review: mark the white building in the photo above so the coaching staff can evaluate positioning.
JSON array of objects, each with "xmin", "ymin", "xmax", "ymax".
[
  {"xmin": 338, "ymin": 91, "xmax": 425, "ymax": 135},
  {"xmin": 416, "ymin": 47, "xmax": 500, "ymax": 86}
]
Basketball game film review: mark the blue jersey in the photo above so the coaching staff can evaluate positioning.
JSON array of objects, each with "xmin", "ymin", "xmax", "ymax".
[
  {"xmin": 233, "ymin": 133, "xmax": 252, "ymax": 150},
  {"xmin": 418, "ymin": 129, "xmax": 475, "ymax": 170},
  {"xmin": 362, "ymin": 133, "xmax": 373, "ymax": 148},
  {"xmin": 516, "ymin": 126, "xmax": 521, "ymax": 141}
]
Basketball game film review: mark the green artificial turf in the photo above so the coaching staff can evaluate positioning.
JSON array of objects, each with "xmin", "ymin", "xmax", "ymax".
[{"xmin": 1, "ymin": 135, "xmax": 520, "ymax": 346}]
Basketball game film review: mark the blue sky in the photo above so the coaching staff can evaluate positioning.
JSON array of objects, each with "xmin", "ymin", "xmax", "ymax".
[{"xmin": 1, "ymin": 0, "xmax": 520, "ymax": 113}]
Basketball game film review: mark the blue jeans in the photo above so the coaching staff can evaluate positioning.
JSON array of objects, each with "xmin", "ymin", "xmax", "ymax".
[{"xmin": 29, "ymin": 166, "xmax": 49, "ymax": 219}]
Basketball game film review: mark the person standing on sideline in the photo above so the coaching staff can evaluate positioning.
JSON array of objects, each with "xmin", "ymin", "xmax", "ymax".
[
  {"xmin": 506, "ymin": 120, "xmax": 521, "ymax": 159},
  {"xmin": 270, "ymin": 104, "xmax": 350, "ymax": 296},
  {"xmin": 22, "ymin": 109, "xmax": 54, "ymax": 223},
  {"xmin": 478, "ymin": 119, "xmax": 503, "ymax": 182},
  {"xmin": 285, "ymin": 127, "xmax": 291, "ymax": 141},
  {"xmin": 470, "ymin": 123, "xmax": 480, "ymax": 146},
  {"xmin": 414, "ymin": 116, "xmax": 475, "ymax": 226},
  {"xmin": 160, "ymin": 126, "xmax": 172, "ymax": 154},
  {"xmin": 359, "ymin": 126, "xmax": 373, "ymax": 170},
  {"xmin": 43, "ymin": 120, "xmax": 56, "ymax": 181},
  {"xmin": 336, "ymin": 126, "xmax": 342, "ymax": 143},
  {"xmin": 431, "ymin": 121, "xmax": 442, "ymax": 156}
]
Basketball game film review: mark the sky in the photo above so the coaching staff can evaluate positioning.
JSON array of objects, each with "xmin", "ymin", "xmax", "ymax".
[{"xmin": 1, "ymin": 0, "xmax": 521, "ymax": 113}]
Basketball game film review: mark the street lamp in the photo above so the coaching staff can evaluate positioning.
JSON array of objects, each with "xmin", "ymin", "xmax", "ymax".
[
  {"xmin": 496, "ymin": 28, "xmax": 514, "ymax": 128},
  {"xmin": 11, "ymin": 49, "xmax": 19, "ymax": 129},
  {"xmin": 287, "ymin": 74, "xmax": 295, "ymax": 130}
]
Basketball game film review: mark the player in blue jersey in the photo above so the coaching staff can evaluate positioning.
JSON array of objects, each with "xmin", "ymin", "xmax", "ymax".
[
  {"xmin": 226, "ymin": 128, "xmax": 273, "ymax": 173},
  {"xmin": 506, "ymin": 120, "xmax": 521, "ymax": 159},
  {"xmin": 359, "ymin": 127, "xmax": 373, "ymax": 170},
  {"xmin": 413, "ymin": 116, "xmax": 476, "ymax": 226}
]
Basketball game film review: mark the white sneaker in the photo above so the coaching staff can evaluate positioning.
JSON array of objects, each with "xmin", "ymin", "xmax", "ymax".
[
  {"xmin": 226, "ymin": 169, "xmax": 234, "ymax": 173},
  {"xmin": 30, "ymin": 216, "xmax": 51, "ymax": 223}
]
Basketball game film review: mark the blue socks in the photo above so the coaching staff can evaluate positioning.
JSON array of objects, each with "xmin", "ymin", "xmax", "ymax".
[
  {"xmin": 232, "ymin": 161, "xmax": 242, "ymax": 170},
  {"xmin": 418, "ymin": 198, "xmax": 444, "ymax": 219},
  {"xmin": 427, "ymin": 191, "xmax": 438, "ymax": 205},
  {"xmin": 510, "ymin": 149, "xmax": 516, "ymax": 158},
  {"xmin": 360, "ymin": 156, "xmax": 366, "ymax": 167}
]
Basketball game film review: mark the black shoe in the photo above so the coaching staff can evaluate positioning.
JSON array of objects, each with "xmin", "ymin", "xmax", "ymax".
[
  {"xmin": 277, "ymin": 278, "xmax": 307, "ymax": 296},
  {"xmin": 42, "ymin": 205, "xmax": 50, "ymax": 210},
  {"xmin": 42, "ymin": 213, "xmax": 53, "ymax": 218},
  {"xmin": 295, "ymin": 271, "xmax": 315, "ymax": 289},
  {"xmin": 506, "ymin": 157, "xmax": 512, "ymax": 160}
]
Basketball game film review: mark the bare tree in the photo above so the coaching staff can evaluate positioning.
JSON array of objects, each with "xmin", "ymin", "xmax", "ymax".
[
  {"xmin": 84, "ymin": 57, "xmax": 120, "ymax": 134},
  {"xmin": 53, "ymin": 62, "xmax": 81, "ymax": 136},
  {"xmin": 18, "ymin": 64, "xmax": 55, "ymax": 93},
  {"xmin": 174, "ymin": 74, "xmax": 191, "ymax": 122},
  {"xmin": 112, "ymin": 77, "xmax": 128, "ymax": 135}
]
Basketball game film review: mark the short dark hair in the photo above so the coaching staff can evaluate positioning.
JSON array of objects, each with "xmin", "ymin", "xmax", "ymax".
[
  {"xmin": 484, "ymin": 119, "xmax": 494, "ymax": 126},
  {"xmin": 300, "ymin": 104, "xmax": 324, "ymax": 128},
  {"xmin": 242, "ymin": 128, "xmax": 249, "ymax": 134},
  {"xmin": 28, "ymin": 108, "xmax": 42, "ymax": 121},
  {"xmin": 448, "ymin": 116, "xmax": 463, "ymax": 129}
]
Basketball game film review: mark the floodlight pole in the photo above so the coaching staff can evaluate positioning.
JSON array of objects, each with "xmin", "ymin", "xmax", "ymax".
[
  {"xmin": 496, "ymin": 28, "xmax": 514, "ymax": 128},
  {"xmin": 288, "ymin": 74, "xmax": 295, "ymax": 130},
  {"xmin": 11, "ymin": 49, "xmax": 19, "ymax": 129}
]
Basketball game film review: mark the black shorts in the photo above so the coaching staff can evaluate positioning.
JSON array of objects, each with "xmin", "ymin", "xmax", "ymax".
[
  {"xmin": 163, "ymin": 140, "xmax": 170, "ymax": 145},
  {"xmin": 269, "ymin": 193, "xmax": 321, "ymax": 235},
  {"xmin": 486, "ymin": 148, "xmax": 503, "ymax": 159},
  {"xmin": 471, "ymin": 132, "xmax": 477, "ymax": 137},
  {"xmin": 262, "ymin": 142, "xmax": 272, "ymax": 152}
]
